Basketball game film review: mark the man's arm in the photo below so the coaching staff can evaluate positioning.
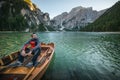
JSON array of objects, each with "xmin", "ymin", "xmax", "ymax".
[{"xmin": 21, "ymin": 39, "xmax": 31, "ymax": 50}]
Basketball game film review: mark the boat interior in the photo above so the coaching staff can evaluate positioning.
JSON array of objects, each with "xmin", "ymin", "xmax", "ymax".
[{"xmin": 0, "ymin": 43, "xmax": 54, "ymax": 80}]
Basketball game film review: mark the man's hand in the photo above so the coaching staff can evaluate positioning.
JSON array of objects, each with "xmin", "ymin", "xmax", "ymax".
[
  {"xmin": 21, "ymin": 50, "xmax": 27, "ymax": 57},
  {"xmin": 27, "ymin": 51, "xmax": 33, "ymax": 56}
]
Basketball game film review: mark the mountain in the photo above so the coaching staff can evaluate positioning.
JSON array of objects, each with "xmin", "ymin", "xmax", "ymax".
[
  {"xmin": 81, "ymin": 1, "xmax": 120, "ymax": 31},
  {"xmin": 0, "ymin": 0, "xmax": 54, "ymax": 32},
  {"xmin": 51, "ymin": 6, "xmax": 106, "ymax": 31},
  {"xmin": 50, "ymin": 12, "xmax": 68, "ymax": 30}
]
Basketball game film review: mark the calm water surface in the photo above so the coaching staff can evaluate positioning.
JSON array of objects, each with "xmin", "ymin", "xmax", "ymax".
[{"xmin": 38, "ymin": 32, "xmax": 120, "ymax": 80}]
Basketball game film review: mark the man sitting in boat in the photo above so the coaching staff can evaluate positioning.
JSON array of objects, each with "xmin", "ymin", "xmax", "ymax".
[{"xmin": 13, "ymin": 33, "xmax": 41, "ymax": 67}]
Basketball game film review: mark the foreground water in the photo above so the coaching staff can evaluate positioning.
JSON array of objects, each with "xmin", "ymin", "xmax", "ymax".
[
  {"xmin": 38, "ymin": 32, "xmax": 120, "ymax": 80},
  {"xmin": 0, "ymin": 32, "xmax": 120, "ymax": 80}
]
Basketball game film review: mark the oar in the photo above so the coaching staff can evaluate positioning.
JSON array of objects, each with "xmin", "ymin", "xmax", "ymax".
[
  {"xmin": 23, "ymin": 49, "xmax": 49, "ymax": 80},
  {"xmin": 23, "ymin": 55, "xmax": 47, "ymax": 80}
]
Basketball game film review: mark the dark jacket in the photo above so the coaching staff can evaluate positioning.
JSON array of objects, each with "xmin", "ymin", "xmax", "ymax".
[{"xmin": 22, "ymin": 38, "xmax": 41, "ymax": 54}]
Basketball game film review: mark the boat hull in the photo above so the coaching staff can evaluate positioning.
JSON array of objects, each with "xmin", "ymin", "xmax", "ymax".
[{"xmin": 0, "ymin": 43, "xmax": 55, "ymax": 80}]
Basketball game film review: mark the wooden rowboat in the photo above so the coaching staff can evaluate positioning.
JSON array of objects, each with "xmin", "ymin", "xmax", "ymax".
[{"xmin": 0, "ymin": 43, "xmax": 55, "ymax": 80}]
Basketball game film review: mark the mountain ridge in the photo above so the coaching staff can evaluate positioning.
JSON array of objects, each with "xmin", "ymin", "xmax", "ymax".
[
  {"xmin": 51, "ymin": 6, "xmax": 106, "ymax": 31},
  {"xmin": 81, "ymin": 1, "xmax": 120, "ymax": 31}
]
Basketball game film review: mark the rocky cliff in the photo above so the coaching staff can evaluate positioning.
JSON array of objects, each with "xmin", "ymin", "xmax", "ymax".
[
  {"xmin": 0, "ymin": 0, "xmax": 53, "ymax": 32},
  {"xmin": 51, "ymin": 6, "xmax": 106, "ymax": 31}
]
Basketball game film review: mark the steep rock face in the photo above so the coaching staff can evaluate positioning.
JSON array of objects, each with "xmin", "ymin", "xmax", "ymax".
[
  {"xmin": 51, "ymin": 12, "xmax": 68, "ymax": 30},
  {"xmin": 0, "ymin": 0, "xmax": 51, "ymax": 32},
  {"xmin": 51, "ymin": 6, "xmax": 106, "ymax": 31}
]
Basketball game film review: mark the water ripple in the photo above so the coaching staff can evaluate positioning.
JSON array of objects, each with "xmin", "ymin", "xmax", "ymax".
[{"xmin": 40, "ymin": 32, "xmax": 120, "ymax": 80}]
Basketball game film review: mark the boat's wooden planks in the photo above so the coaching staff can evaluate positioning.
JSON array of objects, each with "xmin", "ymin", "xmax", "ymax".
[
  {"xmin": 0, "ymin": 43, "xmax": 55, "ymax": 80},
  {"xmin": 27, "ymin": 44, "xmax": 54, "ymax": 80},
  {"xmin": 1, "ymin": 67, "xmax": 31, "ymax": 74},
  {"xmin": 23, "ymin": 48, "xmax": 49, "ymax": 80},
  {"xmin": 0, "ymin": 51, "xmax": 19, "ymax": 66},
  {"xmin": 0, "ymin": 74, "xmax": 26, "ymax": 80}
]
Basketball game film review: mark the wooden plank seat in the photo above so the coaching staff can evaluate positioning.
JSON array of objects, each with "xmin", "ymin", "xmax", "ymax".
[
  {"xmin": 0, "ymin": 51, "xmax": 19, "ymax": 66},
  {"xmin": 0, "ymin": 74, "xmax": 26, "ymax": 80}
]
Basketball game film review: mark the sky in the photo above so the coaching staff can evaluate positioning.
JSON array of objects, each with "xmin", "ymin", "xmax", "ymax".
[{"xmin": 32, "ymin": 0, "xmax": 119, "ymax": 19}]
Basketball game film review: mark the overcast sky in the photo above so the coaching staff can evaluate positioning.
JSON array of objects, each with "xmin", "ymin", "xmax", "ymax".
[{"xmin": 32, "ymin": 0, "xmax": 119, "ymax": 19}]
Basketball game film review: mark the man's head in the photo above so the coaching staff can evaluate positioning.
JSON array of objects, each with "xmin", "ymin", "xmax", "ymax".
[{"xmin": 31, "ymin": 33, "xmax": 37, "ymax": 38}]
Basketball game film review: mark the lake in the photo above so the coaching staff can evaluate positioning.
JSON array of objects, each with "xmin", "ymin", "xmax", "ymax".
[
  {"xmin": 0, "ymin": 32, "xmax": 29, "ymax": 58},
  {"xmin": 0, "ymin": 32, "xmax": 120, "ymax": 80},
  {"xmin": 38, "ymin": 32, "xmax": 120, "ymax": 80}
]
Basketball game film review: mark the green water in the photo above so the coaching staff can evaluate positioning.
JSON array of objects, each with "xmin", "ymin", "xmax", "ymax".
[
  {"xmin": 0, "ymin": 32, "xmax": 120, "ymax": 80},
  {"xmin": 0, "ymin": 32, "xmax": 30, "ymax": 58},
  {"xmin": 38, "ymin": 32, "xmax": 120, "ymax": 80}
]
